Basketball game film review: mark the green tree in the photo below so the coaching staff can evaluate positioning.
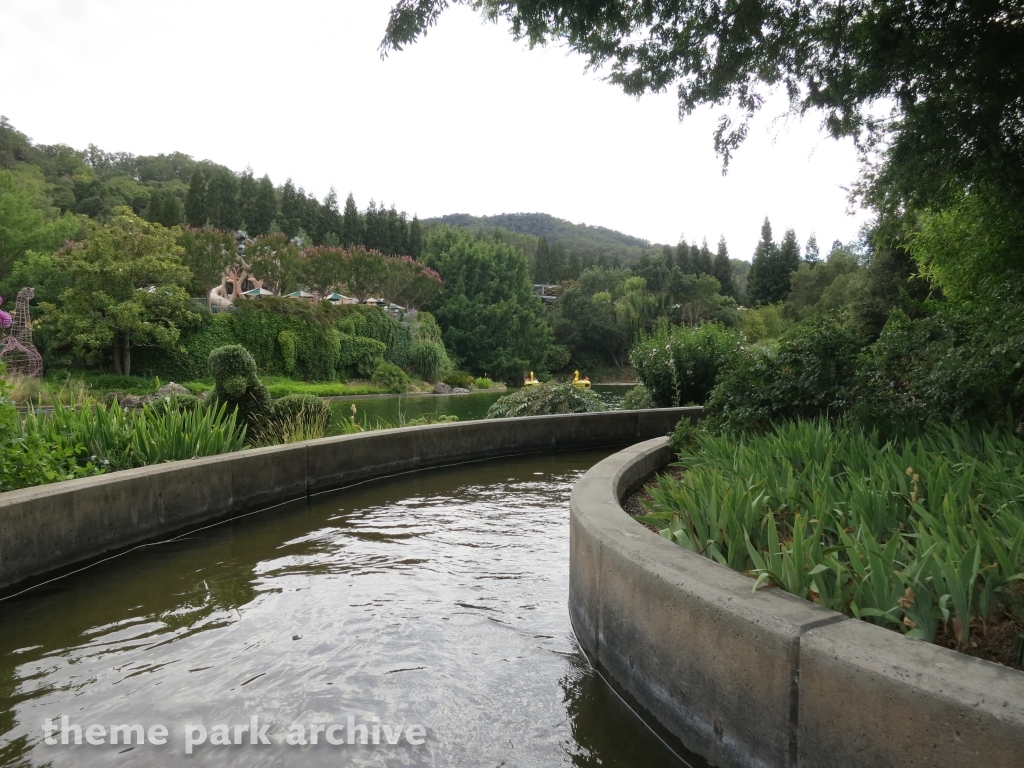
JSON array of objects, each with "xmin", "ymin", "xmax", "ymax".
[
  {"xmin": 206, "ymin": 168, "xmax": 239, "ymax": 230},
  {"xmin": 184, "ymin": 169, "xmax": 207, "ymax": 227},
  {"xmin": 177, "ymin": 227, "xmax": 237, "ymax": 297},
  {"xmin": 0, "ymin": 166, "xmax": 80, "ymax": 278},
  {"xmin": 40, "ymin": 208, "xmax": 199, "ymax": 375},
  {"xmin": 747, "ymin": 218, "xmax": 795, "ymax": 306},
  {"xmin": 238, "ymin": 168, "xmax": 258, "ymax": 233},
  {"xmin": 279, "ymin": 179, "xmax": 300, "ymax": 239},
  {"xmin": 711, "ymin": 236, "xmax": 736, "ymax": 298},
  {"xmin": 422, "ymin": 227, "xmax": 552, "ymax": 380},
  {"xmin": 252, "ymin": 175, "xmax": 277, "ymax": 236},
  {"xmin": 341, "ymin": 192, "xmax": 362, "ymax": 246}
]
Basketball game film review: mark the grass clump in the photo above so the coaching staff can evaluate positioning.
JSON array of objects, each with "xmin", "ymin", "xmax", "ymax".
[
  {"xmin": 258, "ymin": 394, "xmax": 332, "ymax": 445},
  {"xmin": 641, "ymin": 419, "xmax": 1024, "ymax": 651}
]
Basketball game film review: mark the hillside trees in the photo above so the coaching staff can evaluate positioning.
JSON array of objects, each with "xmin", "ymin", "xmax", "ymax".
[{"xmin": 0, "ymin": 166, "xmax": 79, "ymax": 279}]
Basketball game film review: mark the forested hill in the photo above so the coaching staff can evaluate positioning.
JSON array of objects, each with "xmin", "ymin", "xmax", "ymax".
[{"xmin": 424, "ymin": 212, "xmax": 661, "ymax": 266}]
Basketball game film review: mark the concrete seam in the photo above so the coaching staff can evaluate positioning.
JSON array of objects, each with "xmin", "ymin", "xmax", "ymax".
[{"xmin": 787, "ymin": 635, "xmax": 800, "ymax": 768}]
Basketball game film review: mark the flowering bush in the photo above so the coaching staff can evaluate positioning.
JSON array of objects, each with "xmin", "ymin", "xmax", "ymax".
[{"xmin": 629, "ymin": 322, "xmax": 739, "ymax": 407}]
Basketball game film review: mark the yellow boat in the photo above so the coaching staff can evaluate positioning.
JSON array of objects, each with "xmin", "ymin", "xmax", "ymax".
[
  {"xmin": 572, "ymin": 370, "xmax": 591, "ymax": 389},
  {"xmin": 523, "ymin": 371, "xmax": 540, "ymax": 386}
]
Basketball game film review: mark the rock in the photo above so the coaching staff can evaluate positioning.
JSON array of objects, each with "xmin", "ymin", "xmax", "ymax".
[
  {"xmin": 154, "ymin": 382, "xmax": 190, "ymax": 397},
  {"xmin": 118, "ymin": 394, "xmax": 147, "ymax": 409},
  {"xmin": 433, "ymin": 382, "xmax": 453, "ymax": 395},
  {"xmin": 451, "ymin": 387, "xmax": 470, "ymax": 394}
]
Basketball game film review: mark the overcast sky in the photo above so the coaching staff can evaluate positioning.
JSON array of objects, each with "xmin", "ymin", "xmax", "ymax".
[{"xmin": 1, "ymin": 0, "xmax": 868, "ymax": 259}]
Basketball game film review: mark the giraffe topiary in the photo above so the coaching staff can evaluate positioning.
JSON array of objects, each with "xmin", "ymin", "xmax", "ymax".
[{"xmin": 0, "ymin": 287, "xmax": 43, "ymax": 378}]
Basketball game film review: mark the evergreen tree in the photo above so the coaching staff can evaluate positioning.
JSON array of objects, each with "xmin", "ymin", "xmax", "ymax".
[
  {"xmin": 363, "ymin": 200, "xmax": 386, "ymax": 251},
  {"xmin": 747, "ymin": 218, "xmax": 782, "ymax": 305},
  {"xmin": 779, "ymin": 228, "xmax": 801, "ymax": 275},
  {"xmin": 251, "ymin": 175, "xmax": 276, "ymax": 236},
  {"xmin": 238, "ymin": 168, "xmax": 257, "ymax": 234},
  {"xmin": 184, "ymin": 169, "xmax": 207, "ymax": 227},
  {"xmin": 567, "ymin": 249, "xmax": 582, "ymax": 280},
  {"xmin": 805, "ymin": 233, "xmax": 821, "ymax": 264},
  {"xmin": 533, "ymin": 236, "xmax": 551, "ymax": 282},
  {"xmin": 206, "ymin": 168, "xmax": 239, "ymax": 230},
  {"xmin": 711, "ymin": 236, "xmax": 736, "ymax": 298},
  {"xmin": 549, "ymin": 240, "xmax": 567, "ymax": 283},
  {"xmin": 279, "ymin": 179, "xmax": 300, "ymax": 238},
  {"xmin": 694, "ymin": 240, "xmax": 714, "ymax": 274},
  {"xmin": 408, "ymin": 215, "xmax": 423, "ymax": 258},
  {"xmin": 322, "ymin": 187, "xmax": 342, "ymax": 243},
  {"xmin": 675, "ymin": 240, "xmax": 694, "ymax": 273},
  {"xmin": 341, "ymin": 192, "xmax": 362, "ymax": 246}
]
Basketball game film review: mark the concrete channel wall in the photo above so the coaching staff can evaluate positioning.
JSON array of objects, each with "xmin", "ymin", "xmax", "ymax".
[
  {"xmin": 0, "ymin": 408, "xmax": 698, "ymax": 592},
  {"xmin": 569, "ymin": 437, "xmax": 1024, "ymax": 768}
]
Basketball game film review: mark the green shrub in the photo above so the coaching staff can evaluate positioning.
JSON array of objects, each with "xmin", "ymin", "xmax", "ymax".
[
  {"xmin": 642, "ymin": 419, "xmax": 1024, "ymax": 649},
  {"xmin": 277, "ymin": 330, "xmax": 298, "ymax": 374},
  {"xmin": 406, "ymin": 413, "xmax": 459, "ymax": 426},
  {"xmin": 629, "ymin": 322, "xmax": 739, "ymax": 407},
  {"xmin": 338, "ymin": 335, "xmax": 387, "ymax": 378},
  {"xmin": 259, "ymin": 394, "xmax": 332, "ymax": 444},
  {"xmin": 621, "ymin": 383, "xmax": 653, "ymax": 410},
  {"xmin": 132, "ymin": 312, "xmax": 237, "ymax": 381},
  {"xmin": 545, "ymin": 343, "xmax": 572, "ymax": 371},
  {"xmin": 473, "ymin": 377, "xmax": 492, "ymax": 389},
  {"xmin": 853, "ymin": 292, "xmax": 1024, "ymax": 432},
  {"xmin": 667, "ymin": 417, "xmax": 700, "ymax": 454},
  {"xmin": 486, "ymin": 382, "xmax": 607, "ymax": 418},
  {"xmin": 411, "ymin": 340, "xmax": 451, "ymax": 382},
  {"xmin": 371, "ymin": 361, "xmax": 410, "ymax": 393},
  {"xmin": 208, "ymin": 344, "xmax": 272, "ymax": 441},
  {"xmin": 444, "ymin": 370, "xmax": 474, "ymax": 388},
  {"xmin": 701, "ymin": 311, "xmax": 863, "ymax": 434},
  {"xmin": 146, "ymin": 393, "xmax": 202, "ymax": 415}
]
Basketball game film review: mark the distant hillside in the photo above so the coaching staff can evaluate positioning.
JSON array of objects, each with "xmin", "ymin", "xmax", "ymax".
[{"xmin": 424, "ymin": 212, "xmax": 661, "ymax": 265}]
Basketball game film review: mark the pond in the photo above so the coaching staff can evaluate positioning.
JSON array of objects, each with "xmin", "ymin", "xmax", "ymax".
[
  {"xmin": 0, "ymin": 450, "xmax": 703, "ymax": 768},
  {"xmin": 328, "ymin": 384, "xmax": 634, "ymax": 435}
]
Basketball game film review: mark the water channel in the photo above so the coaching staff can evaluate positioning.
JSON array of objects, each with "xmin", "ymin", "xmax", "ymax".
[{"xmin": 0, "ymin": 449, "xmax": 702, "ymax": 768}]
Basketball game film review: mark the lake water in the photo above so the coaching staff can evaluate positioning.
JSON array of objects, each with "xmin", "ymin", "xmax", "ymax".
[{"xmin": 328, "ymin": 385, "xmax": 633, "ymax": 434}]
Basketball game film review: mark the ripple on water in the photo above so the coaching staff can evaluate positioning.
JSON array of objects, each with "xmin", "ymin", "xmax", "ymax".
[{"xmin": 0, "ymin": 451, "xmax": 702, "ymax": 768}]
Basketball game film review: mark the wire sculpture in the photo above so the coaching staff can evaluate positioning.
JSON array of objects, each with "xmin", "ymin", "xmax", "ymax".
[{"xmin": 0, "ymin": 288, "xmax": 43, "ymax": 378}]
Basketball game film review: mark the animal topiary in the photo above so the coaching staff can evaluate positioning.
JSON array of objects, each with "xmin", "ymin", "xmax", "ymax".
[{"xmin": 208, "ymin": 344, "xmax": 271, "ymax": 442}]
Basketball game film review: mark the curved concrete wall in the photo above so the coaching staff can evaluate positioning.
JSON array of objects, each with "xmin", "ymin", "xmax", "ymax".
[
  {"xmin": 0, "ymin": 408, "xmax": 698, "ymax": 591},
  {"xmin": 569, "ymin": 437, "xmax": 1024, "ymax": 768}
]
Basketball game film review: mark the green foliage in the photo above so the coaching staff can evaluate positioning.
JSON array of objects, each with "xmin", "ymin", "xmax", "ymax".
[
  {"xmin": 1, "ymin": 389, "xmax": 244, "ymax": 491},
  {"xmin": 338, "ymin": 334, "xmax": 387, "ymax": 378},
  {"xmin": 176, "ymin": 227, "xmax": 236, "ymax": 297},
  {"xmin": 785, "ymin": 248, "xmax": 862, "ymax": 321},
  {"xmin": 544, "ymin": 343, "xmax": 572, "ymax": 371},
  {"xmin": 38, "ymin": 207, "xmax": 199, "ymax": 376},
  {"xmin": 473, "ymin": 377, "xmax": 492, "ymax": 389},
  {"xmin": 371, "ymin": 361, "xmax": 410, "ymax": 393},
  {"xmin": 0, "ymin": 166, "xmax": 80, "ymax": 279},
  {"xmin": 277, "ymin": 329, "xmax": 298, "ymax": 374},
  {"xmin": 747, "ymin": 221, "xmax": 800, "ymax": 306},
  {"xmin": 629, "ymin": 322, "xmax": 739, "ymax": 407},
  {"xmin": 702, "ymin": 312, "xmax": 863, "ymax": 434},
  {"xmin": 667, "ymin": 417, "xmax": 700, "ymax": 454},
  {"xmin": 740, "ymin": 305, "xmax": 786, "ymax": 343},
  {"xmin": 423, "ymin": 227, "xmax": 552, "ymax": 380},
  {"xmin": 853, "ymin": 292, "xmax": 1024, "ymax": 431},
  {"xmin": 443, "ymin": 370, "xmax": 474, "ymax": 388},
  {"xmin": 145, "ymin": 393, "xmax": 202, "ymax": 415},
  {"xmin": 621, "ymin": 383, "xmax": 653, "ymax": 410},
  {"xmin": 207, "ymin": 344, "xmax": 271, "ymax": 440},
  {"xmin": 133, "ymin": 312, "xmax": 237, "ymax": 381},
  {"xmin": 260, "ymin": 393, "xmax": 332, "ymax": 444},
  {"xmin": 410, "ymin": 339, "xmax": 451, "ymax": 382},
  {"xmin": 485, "ymin": 382, "xmax": 607, "ymax": 418},
  {"xmin": 644, "ymin": 420, "xmax": 1024, "ymax": 647}
]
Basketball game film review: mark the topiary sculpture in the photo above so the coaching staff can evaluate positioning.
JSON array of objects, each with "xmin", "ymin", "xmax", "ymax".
[{"xmin": 208, "ymin": 344, "xmax": 271, "ymax": 442}]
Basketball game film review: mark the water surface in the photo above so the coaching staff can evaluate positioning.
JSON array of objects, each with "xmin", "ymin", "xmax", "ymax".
[{"xmin": 0, "ymin": 450, "xmax": 699, "ymax": 768}]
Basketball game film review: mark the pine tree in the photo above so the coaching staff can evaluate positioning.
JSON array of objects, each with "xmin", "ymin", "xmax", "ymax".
[
  {"xmin": 779, "ymin": 228, "xmax": 801, "ymax": 275},
  {"xmin": 408, "ymin": 215, "xmax": 423, "ymax": 258},
  {"xmin": 712, "ymin": 236, "xmax": 736, "ymax": 297},
  {"xmin": 341, "ymin": 193, "xmax": 362, "ymax": 246},
  {"xmin": 279, "ymin": 179, "xmax": 300, "ymax": 238},
  {"xmin": 675, "ymin": 240, "xmax": 694, "ymax": 273},
  {"xmin": 567, "ymin": 249, "xmax": 582, "ymax": 280},
  {"xmin": 534, "ymin": 236, "xmax": 551, "ymax": 282},
  {"xmin": 322, "ymin": 187, "xmax": 342, "ymax": 243},
  {"xmin": 184, "ymin": 169, "xmax": 207, "ymax": 227},
  {"xmin": 238, "ymin": 168, "xmax": 257, "ymax": 234},
  {"xmin": 746, "ymin": 217, "xmax": 780, "ymax": 305},
  {"xmin": 549, "ymin": 241, "xmax": 567, "ymax": 282},
  {"xmin": 694, "ymin": 240, "xmax": 714, "ymax": 274},
  {"xmin": 146, "ymin": 191, "xmax": 164, "ymax": 225},
  {"xmin": 206, "ymin": 168, "xmax": 239, "ymax": 230},
  {"xmin": 805, "ymin": 233, "xmax": 821, "ymax": 264},
  {"xmin": 251, "ymin": 175, "xmax": 276, "ymax": 236}
]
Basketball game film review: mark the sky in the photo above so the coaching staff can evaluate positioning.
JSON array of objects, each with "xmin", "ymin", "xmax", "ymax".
[{"xmin": 0, "ymin": 0, "xmax": 869, "ymax": 259}]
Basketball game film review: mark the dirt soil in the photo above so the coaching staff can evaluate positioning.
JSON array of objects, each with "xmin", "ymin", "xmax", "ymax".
[{"xmin": 623, "ymin": 471, "xmax": 1024, "ymax": 672}]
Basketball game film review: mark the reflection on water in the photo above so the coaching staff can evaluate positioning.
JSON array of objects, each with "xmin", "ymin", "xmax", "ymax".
[{"xmin": 0, "ymin": 451, "xmax": 701, "ymax": 768}]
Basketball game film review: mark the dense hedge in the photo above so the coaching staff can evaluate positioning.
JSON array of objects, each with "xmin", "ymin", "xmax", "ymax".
[{"xmin": 133, "ymin": 300, "xmax": 412, "ymax": 382}]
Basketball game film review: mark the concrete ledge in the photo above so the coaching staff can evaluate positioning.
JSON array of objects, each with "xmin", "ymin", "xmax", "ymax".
[
  {"xmin": 0, "ymin": 408, "xmax": 697, "ymax": 591},
  {"xmin": 569, "ymin": 436, "xmax": 1024, "ymax": 768}
]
